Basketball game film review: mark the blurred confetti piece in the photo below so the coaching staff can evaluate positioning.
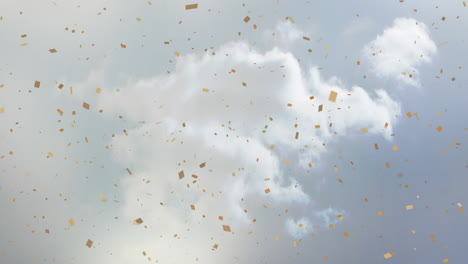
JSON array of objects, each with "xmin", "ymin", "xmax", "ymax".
[
  {"xmin": 185, "ymin": 3, "xmax": 198, "ymax": 10},
  {"xmin": 392, "ymin": 146, "xmax": 399, "ymax": 151},
  {"xmin": 49, "ymin": 49, "xmax": 57, "ymax": 53},
  {"xmin": 406, "ymin": 205, "xmax": 414, "ymax": 210},
  {"xmin": 437, "ymin": 126, "xmax": 443, "ymax": 132},
  {"xmin": 384, "ymin": 253, "xmax": 393, "ymax": 259},
  {"xmin": 86, "ymin": 239, "xmax": 93, "ymax": 248},
  {"xmin": 223, "ymin": 225, "xmax": 231, "ymax": 232},
  {"xmin": 0, "ymin": 108, "xmax": 4, "ymax": 114},
  {"xmin": 328, "ymin": 91, "xmax": 337, "ymax": 102},
  {"xmin": 178, "ymin": 170, "xmax": 185, "ymax": 179},
  {"xmin": 83, "ymin": 102, "xmax": 90, "ymax": 110},
  {"xmin": 120, "ymin": 43, "xmax": 127, "ymax": 48},
  {"xmin": 68, "ymin": 219, "xmax": 75, "ymax": 227},
  {"xmin": 244, "ymin": 16, "xmax": 250, "ymax": 23},
  {"xmin": 34, "ymin": 81, "xmax": 41, "ymax": 88},
  {"xmin": 133, "ymin": 218, "xmax": 144, "ymax": 225}
]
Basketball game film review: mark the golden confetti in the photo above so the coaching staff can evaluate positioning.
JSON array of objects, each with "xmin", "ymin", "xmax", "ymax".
[
  {"xmin": 185, "ymin": 3, "xmax": 198, "ymax": 10},
  {"xmin": 328, "ymin": 91, "xmax": 337, "ymax": 102},
  {"xmin": 86, "ymin": 239, "xmax": 93, "ymax": 248}
]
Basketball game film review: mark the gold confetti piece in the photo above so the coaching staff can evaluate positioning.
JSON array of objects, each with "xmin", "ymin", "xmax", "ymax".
[
  {"xmin": 318, "ymin": 105, "xmax": 323, "ymax": 112},
  {"xmin": 120, "ymin": 43, "xmax": 127, "ymax": 48},
  {"xmin": 83, "ymin": 102, "xmax": 90, "ymax": 110},
  {"xmin": 223, "ymin": 225, "xmax": 231, "ymax": 232},
  {"xmin": 377, "ymin": 211, "xmax": 383, "ymax": 216},
  {"xmin": 436, "ymin": 126, "xmax": 443, "ymax": 132},
  {"xmin": 86, "ymin": 239, "xmax": 93, "ymax": 248},
  {"xmin": 325, "ymin": 45, "xmax": 331, "ymax": 51},
  {"xmin": 133, "ymin": 218, "xmax": 144, "ymax": 225},
  {"xmin": 20, "ymin": 43, "xmax": 28, "ymax": 46},
  {"xmin": 178, "ymin": 170, "xmax": 185, "ymax": 179},
  {"xmin": 202, "ymin": 88, "xmax": 209, "ymax": 92},
  {"xmin": 264, "ymin": 188, "xmax": 270, "ymax": 194},
  {"xmin": 406, "ymin": 205, "xmax": 414, "ymax": 210},
  {"xmin": 0, "ymin": 107, "xmax": 4, "ymax": 114},
  {"xmin": 199, "ymin": 162, "xmax": 206, "ymax": 168},
  {"xmin": 174, "ymin": 51, "xmax": 180, "ymax": 56},
  {"xmin": 384, "ymin": 253, "xmax": 392, "ymax": 259},
  {"xmin": 303, "ymin": 36, "xmax": 310, "ymax": 41},
  {"xmin": 344, "ymin": 232, "xmax": 349, "ymax": 237},
  {"xmin": 361, "ymin": 128, "xmax": 368, "ymax": 133},
  {"xmin": 392, "ymin": 146, "xmax": 399, "ymax": 151},
  {"xmin": 328, "ymin": 91, "xmax": 337, "ymax": 102},
  {"xmin": 190, "ymin": 204, "xmax": 196, "ymax": 210},
  {"xmin": 49, "ymin": 49, "xmax": 57, "ymax": 53},
  {"xmin": 293, "ymin": 241, "xmax": 298, "ymax": 247},
  {"xmin": 244, "ymin": 16, "xmax": 250, "ymax": 23},
  {"xmin": 96, "ymin": 88, "xmax": 101, "ymax": 94},
  {"xmin": 185, "ymin": 3, "xmax": 198, "ymax": 10},
  {"xmin": 68, "ymin": 218, "xmax": 75, "ymax": 226},
  {"xmin": 287, "ymin": 16, "xmax": 295, "ymax": 23},
  {"xmin": 136, "ymin": 17, "xmax": 141, "ymax": 21},
  {"xmin": 385, "ymin": 162, "xmax": 391, "ymax": 168},
  {"xmin": 464, "ymin": 1, "xmax": 467, "ymax": 7},
  {"xmin": 443, "ymin": 259, "xmax": 449, "ymax": 263},
  {"xmin": 275, "ymin": 235, "xmax": 279, "ymax": 240},
  {"xmin": 438, "ymin": 41, "xmax": 448, "ymax": 46},
  {"xmin": 126, "ymin": 168, "xmax": 132, "ymax": 175},
  {"xmin": 34, "ymin": 81, "xmax": 41, "ymax": 88},
  {"xmin": 57, "ymin": 109, "xmax": 63, "ymax": 116},
  {"xmin": 58, "ymin": 83, "xmax": 64, "ymax": 89},
  {"xmin": 374, "ymin": 143, "xmax": 379, "ymax": 150},
  {"xmin": 284, "ymin": 159, "xmax": 291, "ymax": 164}
]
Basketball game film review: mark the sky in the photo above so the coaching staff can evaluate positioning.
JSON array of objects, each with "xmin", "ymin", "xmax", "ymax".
[{"xmin": 0, "ymin": 0, "xmax": 467, "ymax": 263}]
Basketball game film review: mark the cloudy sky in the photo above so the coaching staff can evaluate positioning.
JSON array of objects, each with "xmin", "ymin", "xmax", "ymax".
[{"xmin": 0, "ymin": 0, "xmax": 467, "ymax": 263}]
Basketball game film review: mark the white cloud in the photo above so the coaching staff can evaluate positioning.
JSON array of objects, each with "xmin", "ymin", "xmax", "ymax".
[
  {"xmin": 263, "ymin": 20, "xmax": 306, "ymax": 48},
  {"xmin": 96, "ymin": 40, "xmax": 401, "ymax": 255},
  {"xmin": 285, "ymin": 217, "xmax": 313, "ymax": 239},
  {"xmin": 363, "ymin": 17, "xmax": 437, "ymax": 86}
]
